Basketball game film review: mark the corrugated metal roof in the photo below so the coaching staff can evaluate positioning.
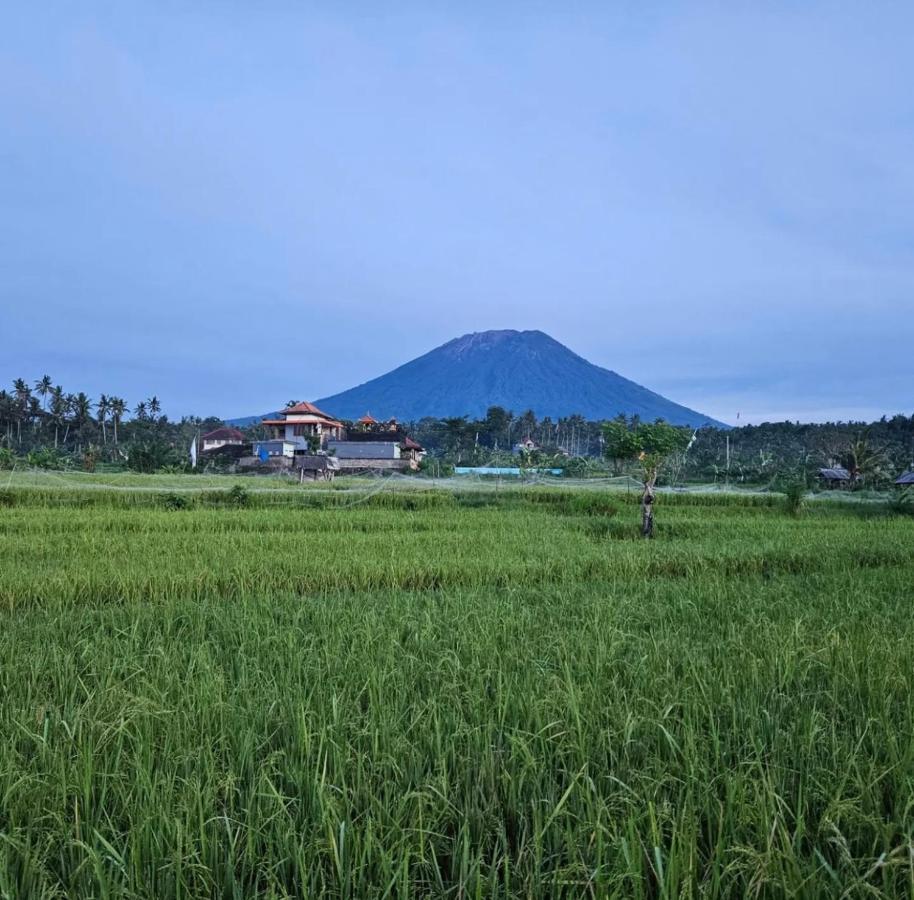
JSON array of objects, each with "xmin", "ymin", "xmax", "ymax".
[
  {"xmin": 895, "ymin": 471, "xmax": 914, "ymax": 485},
  {"xmin": 819, "ymin": 467, "xmax": 851, "ymax": 480},
  {"xmin": 328, "ymin": 441, "xmax": 400, "ymax": 459}
]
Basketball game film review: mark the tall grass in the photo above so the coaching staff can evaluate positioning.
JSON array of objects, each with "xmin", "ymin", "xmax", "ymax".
[{"xmin": 0, "ymin": 486, "xmax": 912, "ymax": 897}]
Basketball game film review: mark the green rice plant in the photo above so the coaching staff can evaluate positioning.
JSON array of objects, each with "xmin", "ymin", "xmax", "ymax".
[{"xmin": 0, "ymin": 481, "xmax": 912, "ymax": 897}]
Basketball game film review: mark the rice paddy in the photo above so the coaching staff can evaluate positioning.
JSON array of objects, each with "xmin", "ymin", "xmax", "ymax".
[{"xmin": 1, "ymin": 478, "xmax": 913, "ymax": 897}]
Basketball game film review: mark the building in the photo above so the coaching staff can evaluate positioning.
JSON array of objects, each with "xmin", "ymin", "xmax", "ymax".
[
  {"xmin": 255, "ymin": 402, "xmax": 344, "ymax": 457},
  {"xmin": 818, "ymin": 466, "xmax": 854, "ymax": 488},
  {"xmin": 297, "ymin": 454, "xmax": 341, "ymax": 481},
  {"xmin": 327, "ymin": 435, "xmax": 426, "ymax": 472},
  {"xmin": 895, "ymin": 471, "xmax": 914, "ymax": 486},
  {"xmin": 201, "ymin": 427, "xmax": 245, "ymax": 452},
  {"xmin": 513, "ymin": 437, "xmax": 540, "ymax": 455}
]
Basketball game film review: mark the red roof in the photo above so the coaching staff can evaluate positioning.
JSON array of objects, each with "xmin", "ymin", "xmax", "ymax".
[
  {"xmin": 202, "ymin": 427, "xmax": 245, "ymax": 441},
  {"xmin": 358, "ymin": 413, "xmax": 377, "ymax": 424},
  {"xmin": 284, "ymin": 401, "xmax": 335, "ymax": 417},
  {"xmin": 402, "ymin": 437, "xmax": 423, "ymax": 451},
  {"xmin": 262, "ymin": 417, "xmax": 342, "ymax": 428},
  {"xmin": 264, "ymin": 401, "xmax": 342, "ymax": 427}
]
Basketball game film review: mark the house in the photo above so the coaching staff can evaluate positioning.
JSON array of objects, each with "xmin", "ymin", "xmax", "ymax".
[
  {"xmin": 895, "ymin": 471, "xmax": 914, "ymax": 486},
  {"xmin": 297, "ymin": 454, "xmax": 341, "ymax": 482},
  {"xmin": 254, "ymin": 402, "xmax": 344, "ymax": 457},
  {"xmin": 201, "ymin": 426, "xmax": 245, "ymax": 452},
  {"xmin": 513, "ymin": 437, "xmax": 540, "ymax": 455},
  {"xmin": 327, "ymin": 435, "xmax": 426, "ymax": 472},
  {"xmin": 818, "ymin": 466, "xmax": 854, "ymax": 488}
]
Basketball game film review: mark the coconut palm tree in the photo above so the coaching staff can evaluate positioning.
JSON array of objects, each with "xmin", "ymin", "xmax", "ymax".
[
  {"xmin": 62, "ymin": 394, "xmax": 77, "ymax": 445},
  {"xmin": 134, "ymin": 400, "xmax": 148, "ymax": 422},
  {"xmin": 12, "ymin": 379, "xmax": 31, "ymax": 444},
  {"xmin": 845, "ymin": 431, "xmax": 889, "ymax": 488},
  {"xmin": 72, "ymin": 393, "xmax": 94, "ymax": 449},
  {"xmin": 148, "ymin": 395, "xmax": 161, "ymax": 418},
  {"xmin": 0, "ymin": 390, "xmax": 14, "ymax": 445},
  {"xmin": 49, "ymin": 386, "xmax": 66, "ymax": 448},
  {"xmin": 34, "ymin": 375, "xmax": 53, "ymax": 412},
  {"xmin": 109, "ymin": 397, "xmax": 126, "ymax": 445},
  {"xmin": 97, "ymin": 394, "xmax": 110, "ymax": 445}
]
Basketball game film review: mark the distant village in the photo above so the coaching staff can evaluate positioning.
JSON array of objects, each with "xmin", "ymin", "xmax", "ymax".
[{"xmin": 199, "ymin": 402, "xmax": 429, "ymax": 481}]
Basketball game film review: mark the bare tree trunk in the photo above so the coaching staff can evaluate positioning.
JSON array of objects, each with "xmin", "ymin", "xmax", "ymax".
[{"xmin": 641, "ymin": 476, "xmax": 656, "ymax": 538}]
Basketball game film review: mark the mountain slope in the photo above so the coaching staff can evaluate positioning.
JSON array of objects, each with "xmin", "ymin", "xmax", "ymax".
[{"xmin": 305, "ymin": 330, "xmax": 725, "ymax": 427}]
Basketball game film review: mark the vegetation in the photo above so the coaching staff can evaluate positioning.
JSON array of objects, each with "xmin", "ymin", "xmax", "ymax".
[
  {"xmin": 3, "ymin": 375, "xmax": 912, "ymax": 490},
  {"xmin": 603, "ymin": 419, "xmax": 692, "ymax": 537},
  {"xmin": 1, "ymin": 480, "xmax": 913, "ymax": 897},
  {"xmin": 0, "ymin": 375, "xmax": 222, "ymax": 473}
]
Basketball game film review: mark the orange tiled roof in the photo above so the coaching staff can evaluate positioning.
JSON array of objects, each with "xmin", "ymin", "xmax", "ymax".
[{"xmin": 283, "ymin": 401, "xmax": 335, "ymax": 417}]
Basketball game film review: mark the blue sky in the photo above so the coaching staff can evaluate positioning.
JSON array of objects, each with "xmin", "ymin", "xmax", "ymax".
[{"xmin": 2, "ymin": 3, "xmax": 912, "ymax": 424}]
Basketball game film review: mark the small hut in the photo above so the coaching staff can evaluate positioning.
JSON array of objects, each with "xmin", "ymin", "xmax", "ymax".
[
  {"xmin": 818, "ymin": 466, "xmax": 853, "ymax": 488},
  {"xmin": 895, "ymin": 471, "xmax": 914, "ymax": 487},
  {"xmin": 297, "ymin": 455, "xmax": 341, "ymax": 482}
]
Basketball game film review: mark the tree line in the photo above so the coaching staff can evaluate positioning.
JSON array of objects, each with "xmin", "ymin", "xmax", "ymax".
[
  {"xmin": 0, "ymin": 376, "xmax": 222, "ymax": 472},
  {"xmin": 405, "ymin": 406, "xmax": 914, "ymax": 487},
  {"xmin": 3, "ymin": 378, "xmax": 912, "ymax": 485}
]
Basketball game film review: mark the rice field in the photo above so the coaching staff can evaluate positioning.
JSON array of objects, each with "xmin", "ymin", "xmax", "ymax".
[{"xmin": 1, "ymin": 479, "xmax": 913, "ymax": 897}]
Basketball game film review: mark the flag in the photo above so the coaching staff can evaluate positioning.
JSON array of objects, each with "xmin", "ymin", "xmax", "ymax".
[{"xmin": 190, "ymin": 437, "xmax": 197, "ymax": 468}]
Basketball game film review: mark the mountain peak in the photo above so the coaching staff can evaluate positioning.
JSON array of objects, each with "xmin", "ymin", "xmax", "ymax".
[{"xmin": 306, "ymin": 331, "xmax": 725, "ymax": 426}]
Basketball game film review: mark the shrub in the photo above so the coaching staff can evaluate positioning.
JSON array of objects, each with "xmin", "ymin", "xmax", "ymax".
[
  {"xmin": 159, "ymin": 492, "xmax": 190, "ymax": 511},
  {"xmin": 889, "ymin": 488, "xmax": 914, "ymax": 517},
  {"xmin": 783, "ymin": 480, "xmax": 806, "ymax": 516},
  {"xmin": 26, "ymin": 448, "xmax": 65, "ymax": 470},
  {"xmin": 227, "ymin": 484, "xmax": 250, "ymax": 507}
]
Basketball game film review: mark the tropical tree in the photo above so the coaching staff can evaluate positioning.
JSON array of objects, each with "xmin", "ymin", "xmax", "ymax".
[
  {"xmin": 603, "ymin": 419, "xmax": 691, "ymax": 537},
  {"xmin": 109, "ymin": 397, "xmax": 127, "ymax": 445},
  {"xmin": 0, "ymin": 390, "xmax": 14, "ymax": 444},
  {"xmin": 97, "ymin": 394, "xmax": 110, "ymax": 445},
  {"xmin": 35, "ymin": 375, "xmax": 53, "ymax": 411},
  {"xmin": 844, "ymin": 430, "xmax": 889, "ymax": 488},
  {"xmin": 148, "ymin": 395, "xmax": 162, "ymax": 418},
  {"xmin": 62, "ymin": 394, "xmax": 77, "ymax": 444},
  {"xmin": 71, "ymin": 393, "xmax": 94, "ymax": 449},
  {"xmin": 12, "ymin": 378, "xmax": 32, "ymax": 443},
  {"xmin": 441, "ymin": 417, "xmax": 470, "ymax": 461},
  {"xmin": 49, "ymin": 386, "xmax": 66, "ymax": 448}
]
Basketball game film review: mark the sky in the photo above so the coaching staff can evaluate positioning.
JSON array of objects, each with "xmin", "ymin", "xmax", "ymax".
[{"xmin": 2, "ymin": 3, "xmax": 912, "ymax": 425}]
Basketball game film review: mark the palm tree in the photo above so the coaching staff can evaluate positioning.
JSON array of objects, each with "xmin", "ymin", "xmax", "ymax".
[
  {"xmin": 148, "ymin": 395, "xmax": 161, "ymax": 418},
  {"xmin": 72, "ymin": 393, "xmax": 94, "ymax": 450},
  {"xmin": 97, "ymin": 394, "xmax": 110, "ymax": 445},
  {"xmin": 0, "ymin": 390, "xmax": 14, "ymax": 444},
  {"xmin": 49, "ymin": 386, "xmax": 65, "ymax": 448},
  {"xmin": 12, "ymin": 379, "xmax": 31, "ymax": 444},
  {"xmin": 62, "ymin": 393, "xmax": 77, "ymax": 445},
  {"xmin": 134, "ymin": 400, "xmax": 148, "ymax": 422},
  {"xmin": 109, "ymin": 397, "xmax": 126, "ymax": 445},
  {"xmin": 34, "ymin": 375, "xmax": 53, "ymax": 411},
  {"xmin": 845, "ymin": 431, "xmax": 889, "ymax": 488}
]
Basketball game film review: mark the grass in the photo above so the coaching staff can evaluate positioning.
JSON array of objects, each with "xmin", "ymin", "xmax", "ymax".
[{"xmin": 1, "ymin": 480, "xmax": 913, "ymax": 897}]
